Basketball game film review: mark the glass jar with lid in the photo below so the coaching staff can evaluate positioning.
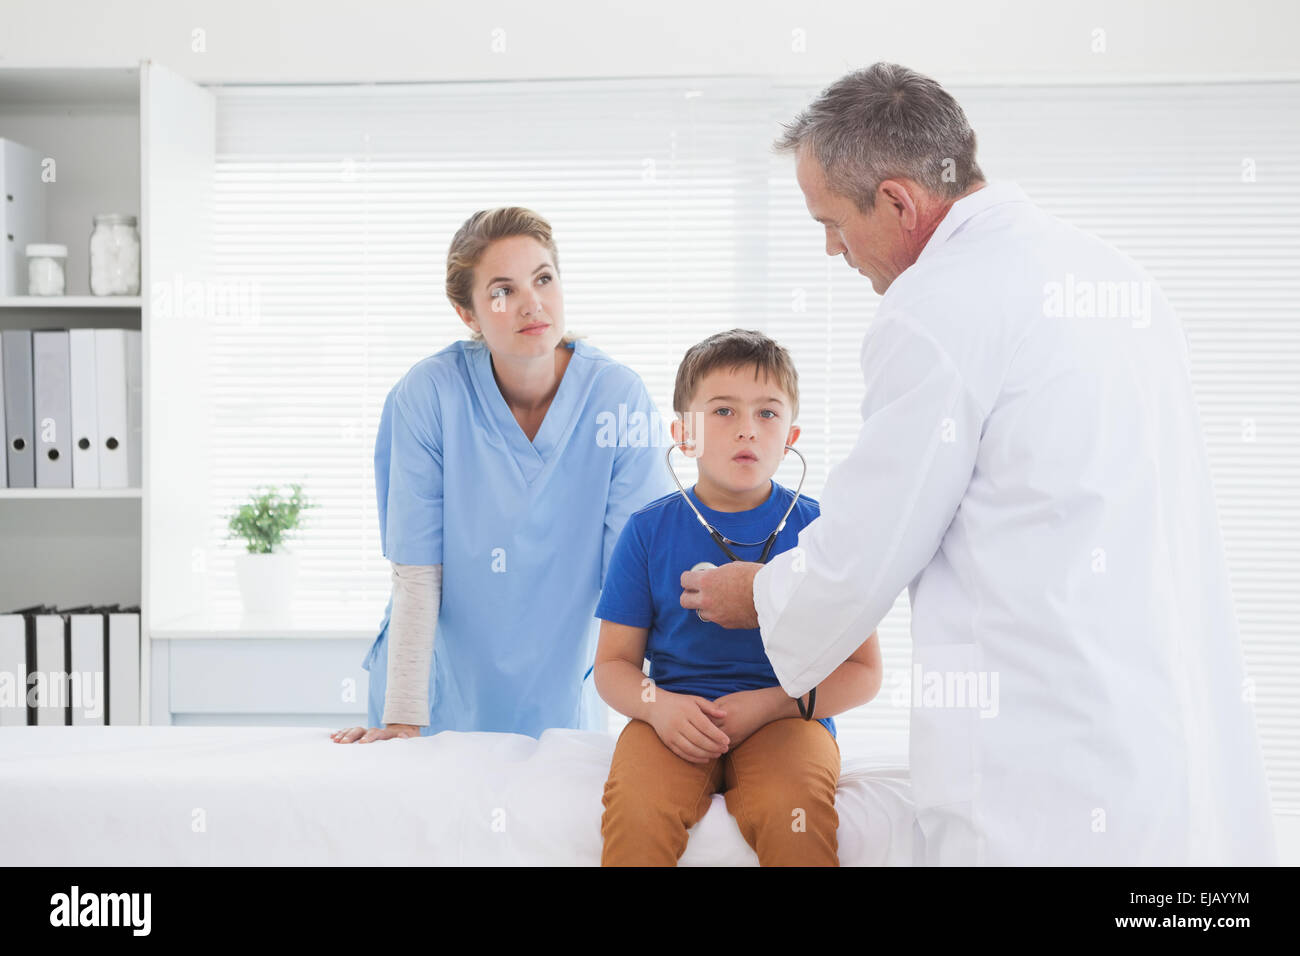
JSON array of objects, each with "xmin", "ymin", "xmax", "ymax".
[
  {"xmin": 89, "ymin": 213, "xmax": 141, "ymax": 296},
  {"xmin": 26, "ymin": 243, "xmax": 68, "ymax": 296}
]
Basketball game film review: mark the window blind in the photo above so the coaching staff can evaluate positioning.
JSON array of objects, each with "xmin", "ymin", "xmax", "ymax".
[{"xmin": 212, "ymin": 78, "xmax": 1299, "ymax": 808}]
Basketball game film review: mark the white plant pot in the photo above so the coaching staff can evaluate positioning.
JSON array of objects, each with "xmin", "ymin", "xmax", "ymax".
[{"xmin": 234, "ymin": 550, "xmax": 300, "ymax": 615}]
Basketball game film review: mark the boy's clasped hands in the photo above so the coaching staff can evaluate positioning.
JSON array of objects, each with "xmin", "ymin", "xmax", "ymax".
[{"xmin": 648, "ymin": 685, "xmax": 789, "ymax": 764}]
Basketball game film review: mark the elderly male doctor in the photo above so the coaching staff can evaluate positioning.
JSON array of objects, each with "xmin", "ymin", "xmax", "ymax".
[{"xmin": 682, "ymin": 62, "xmax": 1276, "ymax": 866}]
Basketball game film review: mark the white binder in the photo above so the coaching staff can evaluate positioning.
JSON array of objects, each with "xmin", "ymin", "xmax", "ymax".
[
  {"xmin": 0, "ymin": 138, "xmax": 47, "ymax": 297},
  {"xmin": 69, "ymin": 328, "xmax": 101, "ymax": 489},
  {"xmin": 0, "ymin": 332, "xmax": 7, "ymax": 489},
  {"xmin": 33, "ymin": 329, "xmax": 73, "ymax": 488},
  {"xmin": 126, "ymin": 329, "xmax": 142, "ymax": 489},
  {"xmin": 94, "ymin": 328, "xmax": 129, "ymax": 489},
  {"xmin": 0, "ymin": 612, "xmax": 25, "ymax": 726},
  {"xmin": 108, "ymin": 610, "xmax": 140, "ymax": 725},
  {"xmin": 68, "ymin": 609, "xmax": 106, "ymax": 726},
  {"xmin": 2, "ymin": 328, "xmax": 34, "ymax": 488},
  {"xmin": 33, "ymin": 611, "xmax": 67, "ymax": 726}
]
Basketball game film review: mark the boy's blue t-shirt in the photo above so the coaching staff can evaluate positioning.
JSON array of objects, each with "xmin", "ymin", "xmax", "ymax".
[{"xmin": 595, "ymin": 478, "xmax": 835, "ymax": 739}]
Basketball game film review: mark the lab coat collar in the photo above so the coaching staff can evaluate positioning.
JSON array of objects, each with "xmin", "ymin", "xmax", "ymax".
[{"xmin": 915, "ymin": 180, "xmax": 1031, "ymax": 263}]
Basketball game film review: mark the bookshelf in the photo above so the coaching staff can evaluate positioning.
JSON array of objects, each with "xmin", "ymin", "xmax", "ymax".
[
  {"xmin": 0, "ymin": 296, "xmax": 142, "ymax": 309},
  {"xmin": 1, "ymin": 63, "xmax": 374, "ymax": 729},
  {"xmin": 0, "ymin": 62, "xmax": 205, "ymax": 726}
]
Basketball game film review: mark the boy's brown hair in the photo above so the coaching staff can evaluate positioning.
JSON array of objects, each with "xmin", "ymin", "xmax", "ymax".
[{"xmin": 673, "ymin": 329, "xmax": 800, "ymax": 420}]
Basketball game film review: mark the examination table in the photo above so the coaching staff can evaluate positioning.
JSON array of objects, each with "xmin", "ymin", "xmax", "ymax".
[{"xmin": 0, "ymin": 725, "xmax": 914, "ymax": 865}]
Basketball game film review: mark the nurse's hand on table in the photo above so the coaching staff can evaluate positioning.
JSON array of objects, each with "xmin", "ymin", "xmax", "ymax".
[
  {"xmin": 648, "ymin": 691, "xmax": 731, "ymax": 764},
  {"xmin": 330, "ymin": 724, "xmax": 420, "ymax": 743}
]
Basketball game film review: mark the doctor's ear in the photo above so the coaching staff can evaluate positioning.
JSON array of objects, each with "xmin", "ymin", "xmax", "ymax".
[{"xmin": 877, "ymin": 179, "xmax": 919, "ymax": 229}]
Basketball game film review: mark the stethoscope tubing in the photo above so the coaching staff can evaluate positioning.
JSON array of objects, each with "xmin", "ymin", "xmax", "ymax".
[
  {"xmin": 667, "ymin": 439, "xmax": 818, "ymax": 722},
  {"xmin": 665, "ymin": 440, "xmax": 809, "ymax": 561}
]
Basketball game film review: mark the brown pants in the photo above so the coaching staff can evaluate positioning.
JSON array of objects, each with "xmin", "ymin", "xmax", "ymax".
[{"xmin": 600, "ymin": 716, "xmax": 841, "ymax": 866}]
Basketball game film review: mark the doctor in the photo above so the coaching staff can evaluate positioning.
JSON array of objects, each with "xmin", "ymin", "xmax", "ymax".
[
  {"xmin": 682, "ymin": 63, "xmax": 1276, "ymax": 865},
  {"xmin": 334, "ymin": 206, "xmax": 672, "ymax": 743}
]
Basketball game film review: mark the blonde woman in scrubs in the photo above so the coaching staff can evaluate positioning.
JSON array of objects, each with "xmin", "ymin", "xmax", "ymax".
[{"xmin": 333, "ymin": 207, "xmax": 672, "ymax": 742}]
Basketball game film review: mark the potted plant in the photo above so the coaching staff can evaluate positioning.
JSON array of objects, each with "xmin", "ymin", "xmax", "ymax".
[{"xmin": 226, "ymin": 483, "xmax": 314, "ymax": 615}]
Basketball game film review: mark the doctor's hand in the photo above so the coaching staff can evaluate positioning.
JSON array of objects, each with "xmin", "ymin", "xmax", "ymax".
[
  {"xmin": 647, "ymin": 691, "xmax": 731, "ymax": 764},
  {"xmin": 680, "ymin": 561, "xmax": 762, "ymax": 629},
  {"xmin": 330, "ymin": 724, "xmax": 421, "ymax": 744}
]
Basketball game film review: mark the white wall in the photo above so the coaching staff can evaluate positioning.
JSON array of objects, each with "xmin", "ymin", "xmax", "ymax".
[{"xmin": 0, "ymin": 0, "xmax": 1295, "ymax": 85}]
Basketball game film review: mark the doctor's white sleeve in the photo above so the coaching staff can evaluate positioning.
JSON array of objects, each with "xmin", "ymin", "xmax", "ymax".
[
  {"xmin": 382, "ymin": 562, "xmax": 442, "ymax": 727},
  {"xmin": 755, "ymin": 315, "xmax": 985, "ymax": 697}
]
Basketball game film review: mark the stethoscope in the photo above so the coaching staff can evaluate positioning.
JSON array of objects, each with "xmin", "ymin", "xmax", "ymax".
[
  {"xmin": 668, "ymin": 439, "xmax": 818, "ymax": 722},
  {"xmin": 666, "ymin": 440, "xmax": 808, "ymax": 565}
]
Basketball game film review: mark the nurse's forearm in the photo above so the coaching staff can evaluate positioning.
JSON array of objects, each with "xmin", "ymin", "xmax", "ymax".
[
  {"xmin": 593, "ymin": 659, "xmax": 656, "ymax": 724},
  {"xmin": 383, "ymin": 562, "xmax": 442, "ymax": 727}
]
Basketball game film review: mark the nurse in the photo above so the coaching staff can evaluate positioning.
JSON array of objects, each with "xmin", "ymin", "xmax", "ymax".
[
  {"xmin": 682, "ymin": 63, "xmax": 1276, "ymax": 865},
  {"xmin": 333, "ymin": 207, "xmax": 673, "ymax": 742}
]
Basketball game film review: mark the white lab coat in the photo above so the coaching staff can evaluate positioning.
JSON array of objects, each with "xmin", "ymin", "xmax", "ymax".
[{"xmin": 755, "ymin": 181, "xmax": 1277, "ymax": 865}]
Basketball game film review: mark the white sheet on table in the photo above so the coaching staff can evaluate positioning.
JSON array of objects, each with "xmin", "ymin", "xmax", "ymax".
[{"xmin": 0, "ymin": 726, "xmax": 912, "ymax": 865}]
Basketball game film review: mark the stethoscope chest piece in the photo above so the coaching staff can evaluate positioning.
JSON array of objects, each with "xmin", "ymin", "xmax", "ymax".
[{"xmin": 690, "ymin": 562, "xmax": 717, "ymax": 621}]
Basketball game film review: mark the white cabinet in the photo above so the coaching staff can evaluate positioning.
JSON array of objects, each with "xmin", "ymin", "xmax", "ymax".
[
  {"xmin": 152, "ymin": 635, "xmax": 371, "ymax": 727},
  {"xmin": 0, "ymin": 61, "xmax": 216, "ymax": 724},
  {"xmin": 4, "ymin": 62, "xmax": 386, "ymax": 728},
  {"xmin": 148, "ymin": 612, "xmax": 380, "ymax": 726}
]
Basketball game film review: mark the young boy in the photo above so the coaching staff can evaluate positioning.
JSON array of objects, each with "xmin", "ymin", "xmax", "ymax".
[{"xmin": 593, "ymin": 329, "xmax": 881, "ymax": 866}]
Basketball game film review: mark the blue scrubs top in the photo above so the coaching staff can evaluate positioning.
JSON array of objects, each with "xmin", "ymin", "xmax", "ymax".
[{"xmin": 362, "ymin": 338, "xmax": 675, "ymax": 737}]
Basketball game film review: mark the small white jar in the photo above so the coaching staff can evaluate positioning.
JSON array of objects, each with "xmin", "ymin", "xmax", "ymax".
[
  {"xmin": 89, "ymin": 213, "xmax": 141, "ymax": 296},
  {"xmin": 26, "ymin": 244, "xmax": 68, "ymax": 296}
]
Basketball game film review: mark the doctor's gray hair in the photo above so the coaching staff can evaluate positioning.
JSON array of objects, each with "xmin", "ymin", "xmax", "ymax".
[
  {"xmin": 773, "ymin": 62, "xmax": 984, "ymax": 210},
  {"xmin": 446, "ymin": 206, "xmax": 581, "ymax": 344}
]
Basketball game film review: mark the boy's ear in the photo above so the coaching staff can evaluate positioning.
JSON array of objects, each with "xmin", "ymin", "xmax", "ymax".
[
  {"xmin": 670, "ymin": 416, "xmax": 697, "ymax": 456},
  {"xmin": 785, "ymin": 424, "xmax": 802, "ymax": 448}
]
